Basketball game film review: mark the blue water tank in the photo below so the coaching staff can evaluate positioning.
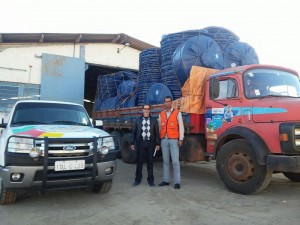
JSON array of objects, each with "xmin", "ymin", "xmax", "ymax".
[
  {"xmin": 223, "ymin": 41, "xmax": 259, "ymax": 68},
  {"xmin": 146, "ymin": 83, "xmax": 173, "ymax": 105},
  {"xmin": 202, "ymin": 26, "xmax": 240, "ymax": 50},
  {"xmin": 172, "ymin": 35, "xmax": 224, "ymax": 86}
]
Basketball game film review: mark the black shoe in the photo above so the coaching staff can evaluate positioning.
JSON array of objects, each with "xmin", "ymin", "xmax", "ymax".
[
  {"xmin": 174, "ymin": 183, "xmax": 180, "ymax": 189},
  {"xmin": 148, "ymin": 183, "xmax": 155, "ymax": 187},
  {"xmin": 158, "ymin": 181, "xmax": 170, "ymax": 187},
  {"xmin": 132, "ymin": 181, "xmax": 140, "ymax": 187}
]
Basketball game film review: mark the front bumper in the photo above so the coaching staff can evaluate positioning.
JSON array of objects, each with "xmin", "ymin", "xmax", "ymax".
[
  {"xmin": 0, "ymin": 160, "xmax": 116, "ymax": 190},
  {"xmin": 267, "ymin": 155, "xmax": 300, "ymax": 173}
]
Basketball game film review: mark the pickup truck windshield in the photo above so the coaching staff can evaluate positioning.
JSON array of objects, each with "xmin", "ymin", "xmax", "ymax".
[
  {"xmin": 243, "ymin": 68, "xmax": 300, "ymax": 99},
  {"xmin": 11, "ymin": 102, "xmax": 92, "ymax": 126}
]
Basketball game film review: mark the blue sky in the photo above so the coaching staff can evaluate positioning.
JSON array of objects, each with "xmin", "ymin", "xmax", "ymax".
[{"xmin": 1, "ymin": 0, "xmax": 299, "ymax": 73}]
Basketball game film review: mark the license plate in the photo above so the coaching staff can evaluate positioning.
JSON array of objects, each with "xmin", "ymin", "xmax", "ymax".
[{"xmin": 54, "ymin": 160, "xmax": 85, "ymax": 171}]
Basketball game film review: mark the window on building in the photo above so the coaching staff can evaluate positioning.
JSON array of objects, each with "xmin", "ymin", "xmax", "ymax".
[{"xmin": 0, "ymin": 82, "xmax": 40, "ymax": 119}]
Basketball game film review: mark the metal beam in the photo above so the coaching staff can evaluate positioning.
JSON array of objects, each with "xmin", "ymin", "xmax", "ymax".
[
  {"xmin": 39, "ymin": 34, "xmax": 44, "ymax": 43},
  {"xmin": 112, "ymin": 34, "xmax": 120, "ymax": 43},
  {"xmin": 75, "ymin": 34, "xmax": 82, "ymax": 43}
]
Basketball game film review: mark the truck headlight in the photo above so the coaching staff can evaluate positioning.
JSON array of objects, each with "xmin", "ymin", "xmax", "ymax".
[
  {"xmin": 8, "ymin": 137, "xmax": 34, "ymax": 153},
  {"xmin": 97, "ymin": 137, "xmax": 115, "ymax": 154}
]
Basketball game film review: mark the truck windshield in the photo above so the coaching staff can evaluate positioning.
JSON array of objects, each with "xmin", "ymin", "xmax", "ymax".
[
  {"xmin": 11, "ymin": 102, "xmax": 92, "ymax": 126},
  {"xmin": 243, "ymin": 68, "xmax": 300, "ymax": 99}
]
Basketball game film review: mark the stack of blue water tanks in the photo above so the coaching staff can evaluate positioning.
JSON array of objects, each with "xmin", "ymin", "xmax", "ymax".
[
  {"xmin": 94, "ymin": 71, "xmax": 138, "ymax": 111},
  {"xmin": 95, "ymin": 26, "xmax": 259, "ymax": 111},
  {"xmin": 171, "ymin": 26, "xmax": 258, "ymax": 88},
  {"xmin": 137, "ymin": 48, "xmax": 162, "ymax": 106},
  {"xmin": 160, "ymin": 30, "xmax": 208, "ymax": 100}
]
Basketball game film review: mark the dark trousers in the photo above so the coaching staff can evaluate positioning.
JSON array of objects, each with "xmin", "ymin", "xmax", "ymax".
[{"xmin": 135, "ymin": 140, "xmax": 155, "ymax": 184}]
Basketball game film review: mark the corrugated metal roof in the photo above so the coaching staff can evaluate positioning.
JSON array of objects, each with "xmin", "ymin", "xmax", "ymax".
[{"xmin": 0, "ymin": 33, "xmax": 157, "ymax": 51}]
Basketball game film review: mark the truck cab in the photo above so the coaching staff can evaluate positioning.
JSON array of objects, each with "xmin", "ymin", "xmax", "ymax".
[
  {"xmin": 205, "ymin": 64, "xmax": 300, "ymax": 194},
  {"xmin": 0, "ymin": 100, "xmax": 119, "ymax": 204}
]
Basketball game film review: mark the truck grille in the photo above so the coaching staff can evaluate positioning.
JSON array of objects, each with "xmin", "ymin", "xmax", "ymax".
[{"xmin": 35, "ymin": 140, "xmax": 93, "ymax": 158}]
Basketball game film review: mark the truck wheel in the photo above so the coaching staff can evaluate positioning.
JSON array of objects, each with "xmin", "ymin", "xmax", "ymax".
[
  {"xmin": 0, "ymin": 178, "xmax": 18, "ymax": 205},
  {"xmin": 282, "ymin": 172, "xmax": 300, "ymax": 182},
  {"xmin": 216, "ymin": 139, "xmax": 272, "ymax": 195},
  {"xmin": 121, "ymin": 133, "xmax": 136, "ymax": 164},
  {"xmin": 111, "ymin": 131, "xmax": 122, "ymax": 158},
  {"xmin": 91, "ymin": 180, "xmax": 112, "ymax": 194}
]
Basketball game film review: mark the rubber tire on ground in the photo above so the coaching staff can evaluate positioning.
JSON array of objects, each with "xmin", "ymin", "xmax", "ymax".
[
  {"xmin": 282, "ymin": 172, "xmax": 300, "ymax": 182},
  {"xmin": 111, "ymin": 131, "xmax": 122, "ymax": 158},
  {"xmin": 0, "ymin": 178, "xmax": 18, "ymax": 205},
  {"xmin": 91, "ymin": 180, "xmax": 113, "ymax": 194},
  {"xmin": 216, "ymin": 139, "xmax": 272, "ymax": 195},
  {"xmin": 120, "ymin": 133, "xmax": 137, "ymax": 164}
]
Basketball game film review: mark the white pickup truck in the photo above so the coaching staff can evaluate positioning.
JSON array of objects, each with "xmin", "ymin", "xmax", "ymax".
[{"xmin": 0, "ymin": 100, "xmax": 118, "ymax": 205}]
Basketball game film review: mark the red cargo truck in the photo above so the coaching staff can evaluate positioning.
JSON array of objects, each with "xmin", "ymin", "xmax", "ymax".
[{"xmin": 93, "ymin": 64, "xmax": 300, "ymax": 194}]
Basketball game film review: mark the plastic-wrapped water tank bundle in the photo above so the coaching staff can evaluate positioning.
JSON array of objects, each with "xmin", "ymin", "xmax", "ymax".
[
  {"xmin": 118, "ymin": 93, "xmax": 138, "ymax": 108},
  {"xmin": 160, "ymin": 29, "xmax": 208, "ymax": 99},
  {"xmin": 203, "ymin": 26, "xmax": 239, "ymax": 51},
  {"xmin": 96, "ymin": 75, "xmax": 117, "ymax": 99},
  {"xmin": 95, "ymin": 71, "xmax": 138, "ymax": 110},
  {"xmin": 223, "ymin": 41, "xmax": 259, "ymax": 68},
  {"xmin": 97, "ymin": 96, "xmax": 119, "ymax": 111},
  {"xmin": 117, "ymin": 80, "xmax": 137, "ymax": 96},
  {"xmin": 172, "ymin": 34, "xmax": 224, "ymax": 86},
  {"xmin": 137, "ymin": 48, "xmax": 162, "ymax": 106},
  {"xmin": 146, "ymin": 83, "xmax": 173, "ymax": 105}
]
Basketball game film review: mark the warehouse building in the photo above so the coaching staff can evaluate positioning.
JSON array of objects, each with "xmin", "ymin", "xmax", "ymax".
[{"xmin": 0, "ymin": 33, "xmax": 155, "ymax": 118}]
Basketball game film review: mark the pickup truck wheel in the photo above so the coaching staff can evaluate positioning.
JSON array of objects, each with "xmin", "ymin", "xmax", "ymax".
[
  {"xmin": 0, "ymin": 179, "xmax": 18, "ymax": 205},
  {"xmin": 121, "ymin": 133, "xmax": 136, "ymax": 164},
  {"xmin": 282, "ymin": 172, "xmax": 300, "ymax": 182},
  {"xmin": 216, "ymin": 139, "xmax": 272, "ymax": 195},
  {"xmin": 91, "ymin": 180, "xmax": 112, "ymax": 194},
  {"xmin": 111, "ymin": 131, "xmax": 122, "ymax": 158}
]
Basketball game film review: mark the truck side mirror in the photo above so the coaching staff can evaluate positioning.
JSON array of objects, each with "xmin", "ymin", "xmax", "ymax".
[
  {"xmin": 0, "ymin": 118, "xmax": 7, "ymax": 129},
  {"xmin": 210, "ymin": 77, "xmax": 220, "ymax": 99}
]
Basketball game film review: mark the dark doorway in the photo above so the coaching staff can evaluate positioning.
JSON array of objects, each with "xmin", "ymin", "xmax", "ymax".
[{"xmin": 84, "ymin": 64, "xmax": 137, "ymax": 116}]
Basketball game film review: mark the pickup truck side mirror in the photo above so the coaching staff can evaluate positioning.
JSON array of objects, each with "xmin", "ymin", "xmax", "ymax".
[{"xmin": 93, "ymin": 119, "xmax": 104, "ymax": 129}]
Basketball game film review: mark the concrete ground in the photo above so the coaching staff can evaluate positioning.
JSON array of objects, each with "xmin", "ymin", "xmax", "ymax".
[{"xmin": 0, "ymin": 159, "xmax": 299, "ymax": 225}]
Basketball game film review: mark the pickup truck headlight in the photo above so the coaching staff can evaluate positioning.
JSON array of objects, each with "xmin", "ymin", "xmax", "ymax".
[
  {"xmin": 97, "ymin": 137, "xmax": 115, "ymax": 155},
  {"xmin": 8, "ymin": 137, "xmax": 34, "ymax": 153}
]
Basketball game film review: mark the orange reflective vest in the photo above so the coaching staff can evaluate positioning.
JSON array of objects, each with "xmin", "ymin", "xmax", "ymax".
[{"xmin": 160, "ymin": 109, "xmax": 179, "ymax": 139}]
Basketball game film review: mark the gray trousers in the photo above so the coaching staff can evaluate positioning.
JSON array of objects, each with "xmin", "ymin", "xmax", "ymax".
[{"xmin": 161, "ymin": 138, "xmax": 181, "ymax": 184}]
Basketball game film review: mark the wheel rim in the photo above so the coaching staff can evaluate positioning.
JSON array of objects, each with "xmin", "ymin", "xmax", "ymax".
[{"xmin": 227, "ymin": 152, "xmax": 254, "ymax": 181}]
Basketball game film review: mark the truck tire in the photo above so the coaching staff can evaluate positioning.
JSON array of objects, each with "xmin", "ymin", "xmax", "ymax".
[
  {"xmin": 121, "ymin": 133, "xmax": 136, "ymax": 164},
  {"xmin": 111, "ymin": 131, "xmax": 122, "ymax": 158},
  {"xmin": 91, "ymin": 180, "xmax": 112, "ymax": 194},
  {"xmin": 0, "ymin": 179, "xmax": 18, "ymax": 205},
  {"xmin": 216, "ymin": 139, "xmax": 272, "ymax": 195},
  {"xmin": 282, "ymin": 172, "xmax": 300, "ymax": 182}
]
